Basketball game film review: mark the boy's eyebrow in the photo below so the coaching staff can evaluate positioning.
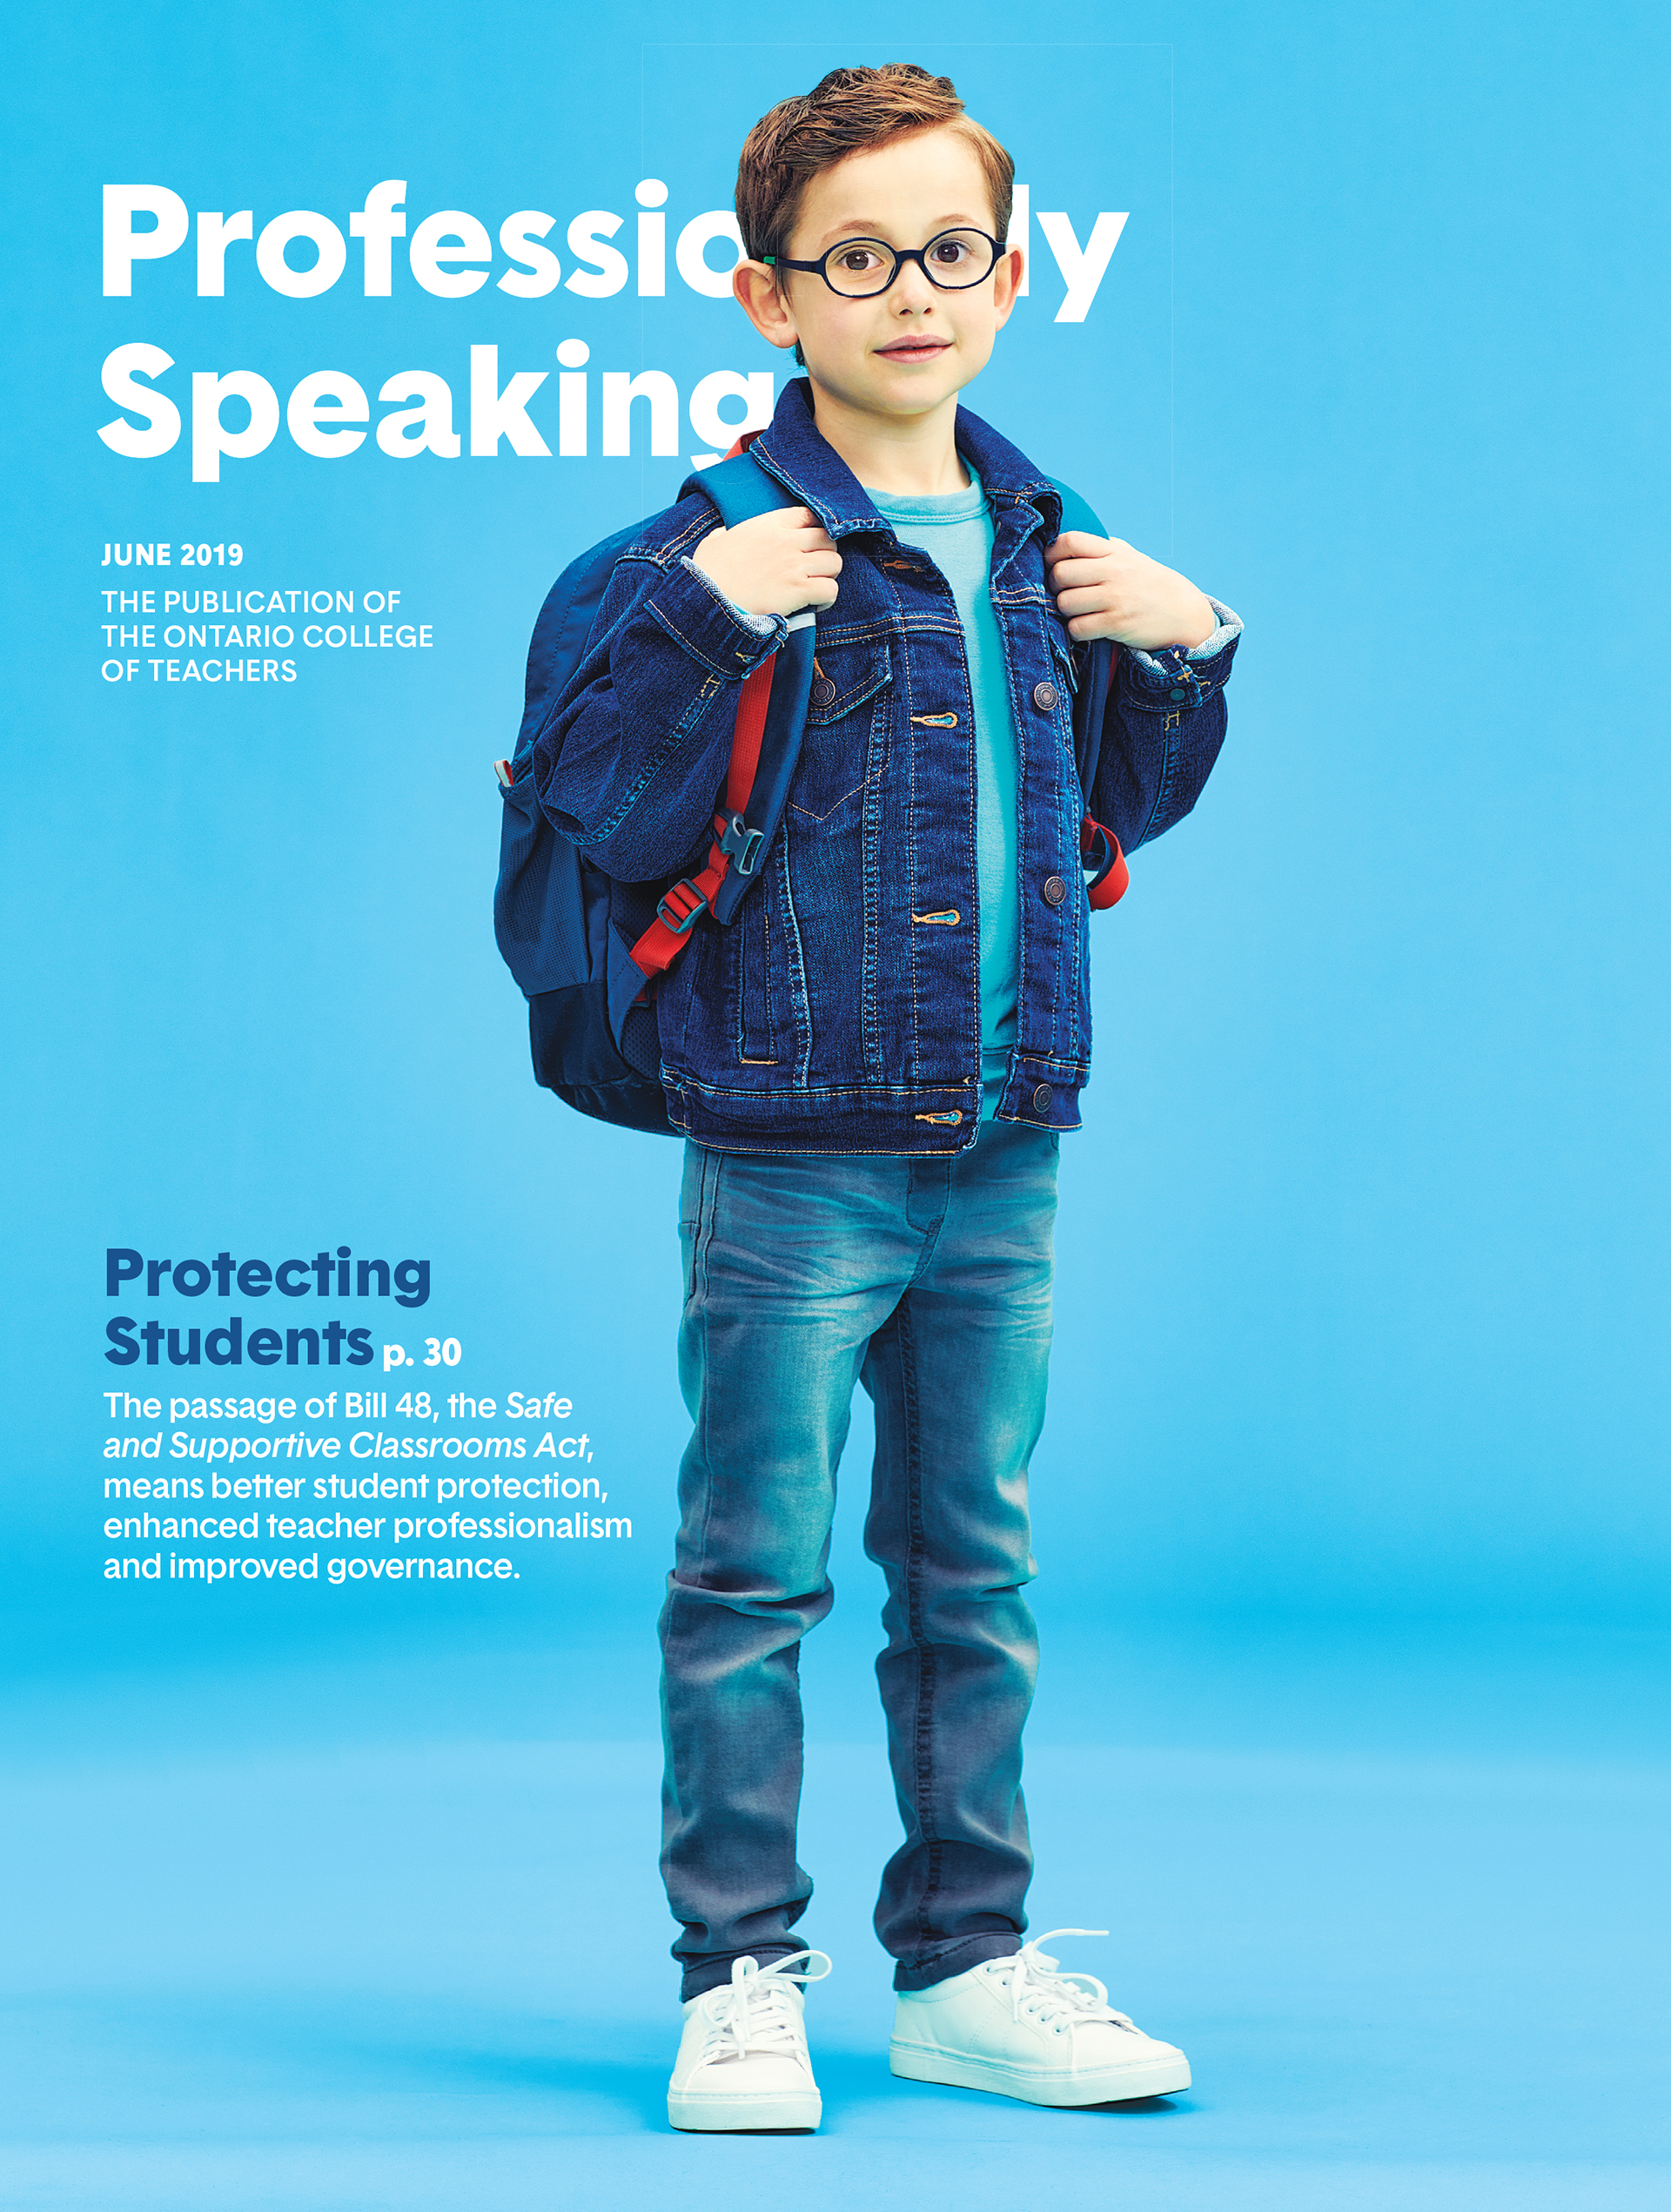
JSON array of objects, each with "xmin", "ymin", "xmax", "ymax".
[{"xmin": 805, "ymin": 211, "xmax": 988, "ymax": 251}]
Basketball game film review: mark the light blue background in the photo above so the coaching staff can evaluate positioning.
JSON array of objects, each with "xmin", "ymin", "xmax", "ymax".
[{"xmin": 3, "ymin": 3, "xmax": 1667, "ymax": 2206}]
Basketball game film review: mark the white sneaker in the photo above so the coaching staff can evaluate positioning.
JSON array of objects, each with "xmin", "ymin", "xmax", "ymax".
[
  {"xmin": 890, "ymin": 1928, "xmax": 1191, "ymax": 2107},
  {"xmin": 667, "ymin": 1949, "xmax": 831, "ymax": 2132}
]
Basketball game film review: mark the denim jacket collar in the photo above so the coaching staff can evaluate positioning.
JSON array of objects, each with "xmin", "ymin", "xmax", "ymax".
[{"xmin": 750, "ymin": 377, "xmax": 1064, "ymax": 565}]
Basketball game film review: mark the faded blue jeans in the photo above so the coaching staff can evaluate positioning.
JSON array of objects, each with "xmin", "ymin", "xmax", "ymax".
[{"xmin": 661, "ymin": 1121, "xmax": 1057, "ymax": 2000}]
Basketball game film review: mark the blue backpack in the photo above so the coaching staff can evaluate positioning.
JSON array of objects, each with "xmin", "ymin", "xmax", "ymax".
[{"xmin": 493, "ymin": 447, "xmax": 1127, "ymax": 1136}]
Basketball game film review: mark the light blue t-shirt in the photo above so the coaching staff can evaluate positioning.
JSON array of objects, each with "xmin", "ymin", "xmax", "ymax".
[{"xmin": 867, "ymin": 477, "xmax": 1017, "ymax": 1117}]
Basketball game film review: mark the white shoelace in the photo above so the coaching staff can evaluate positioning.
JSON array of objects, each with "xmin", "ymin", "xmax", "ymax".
[
  {"xmin": 695, "ymin": 1949, "xmax": 833, "ymax": 2070},
  {"xmin": 984, "ymin": 1929, "xmax": 1138, "ymax": 2035}
]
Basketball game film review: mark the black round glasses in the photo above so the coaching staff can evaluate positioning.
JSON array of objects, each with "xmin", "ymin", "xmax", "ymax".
[{"xmin": 762, "ymin": 228, "xmax": 1004, "ymax": 299}]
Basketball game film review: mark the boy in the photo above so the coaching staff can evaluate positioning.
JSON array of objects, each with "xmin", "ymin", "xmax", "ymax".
[{"xmin": 534, "ymin": 64, "xmax": 1240, "ymax": 2131}]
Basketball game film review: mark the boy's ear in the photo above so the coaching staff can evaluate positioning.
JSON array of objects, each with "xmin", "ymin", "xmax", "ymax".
[
  {"xmin": 990, "ymin": 245, "xmax": 1024, "ymax": 332},
  {"xmin": 733, "ymin": 260, "xmax": 801, "ymax": 353}
]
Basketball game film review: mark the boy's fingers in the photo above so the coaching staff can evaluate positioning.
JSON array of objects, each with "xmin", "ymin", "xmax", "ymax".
[
  {"xmin": 1048, "ymin": 556, "xmax": 1111, "ymax": 591},
  {"xmin": 733, "ymin": 506, "xmax": 819, "ymax": 539},
  {"xmin": 1048, "ymin": 537, "xmax": 1136, "ymax": 578},
  {"xmin": 1045, "ymin": 529, "xmax": 1109, "ymax": 562},
  {"xmin": 1053, "ymin": 578, "xmax": 1132, "ymax": 617},
  {"xmin": 742, "ymin": 505, "xmax": 815, "ymax": 531}
]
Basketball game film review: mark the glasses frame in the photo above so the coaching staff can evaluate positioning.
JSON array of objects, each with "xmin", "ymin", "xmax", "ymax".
[{"xmin": 762, "ymin": 227, "xmax": 1006, "ymax": 299}]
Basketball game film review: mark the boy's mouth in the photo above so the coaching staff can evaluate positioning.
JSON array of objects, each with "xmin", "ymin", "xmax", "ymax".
[{"xmin": 875, "ymin": 337, "xmax": 952, "ymax": 362}]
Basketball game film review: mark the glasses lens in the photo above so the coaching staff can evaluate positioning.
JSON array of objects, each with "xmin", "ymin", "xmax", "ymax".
[
  {"xmin": 923, "ymin": 230, "xmax": 997, "ymax": 288},
  {"xmin": 824, "ymin": 239, "xmax": 898, "ymax": 296}
]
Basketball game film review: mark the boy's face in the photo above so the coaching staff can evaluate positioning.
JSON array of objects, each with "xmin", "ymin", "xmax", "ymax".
[{"xmin": 738, "ymin": 124, "xmax": 1022, "ymax": 421}]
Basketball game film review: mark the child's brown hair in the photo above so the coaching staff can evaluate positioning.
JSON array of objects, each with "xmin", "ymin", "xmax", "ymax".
[{"xmin": 735, "ymin": 64, "xmax": 1015, "ymax": 264}]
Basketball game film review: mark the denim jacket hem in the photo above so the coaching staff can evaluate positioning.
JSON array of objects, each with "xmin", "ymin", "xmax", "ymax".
[{"xmin": 668, "ymin": 1045, "xmax": 1091, "ymax": 1156}]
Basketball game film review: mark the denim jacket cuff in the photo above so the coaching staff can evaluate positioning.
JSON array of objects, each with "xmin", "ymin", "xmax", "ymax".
[
  {"xmin": 1124, "ymin": 598, "xmax": 1243, "ymax": 676},
  {"xmin": 645, "ymin": 557, "xmax": 786, "ymax": 679},
  {"xmin": 1121, "ymin": 600, "xmax": 1240, "ymax": 709},
  {"xmin": 678, "ymin": 555, "xmax": 780, "ymax": 637}
]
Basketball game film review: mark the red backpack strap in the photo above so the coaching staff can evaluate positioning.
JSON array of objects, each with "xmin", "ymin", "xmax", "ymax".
[
  {"xmin": 631, "ymin": 434, "xmax": 779, "ymax": 984},
  {"xmin": 629, "ymin": 656, "xmax": 775, "ymax": 979},
  {"xmin": 1080, "ymin": 817, "xmax": 1129, "ymax": 909}
]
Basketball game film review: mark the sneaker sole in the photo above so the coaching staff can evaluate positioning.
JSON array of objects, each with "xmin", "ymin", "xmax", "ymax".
[
  {"xmin": 667, "ymin": 2089, "xmax": 822, "ymax": 2133},
  {"xmin": 889, "ymin": 2041, "xmax": 1191, "ymax": 2107}
]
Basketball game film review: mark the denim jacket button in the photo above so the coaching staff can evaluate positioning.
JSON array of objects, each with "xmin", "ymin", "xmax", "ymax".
[
  {"xmin": 1169, "ymin": 686, "xmax": 1188, "ymax": 700},
  {"xmin": 1042, "ymin": 874, "xmax": 1068, "ymax": 907},
  {"xmin": 1032, "ymin": 681, "xmax": 1058, "ymax": 712},
  {"xmin": 1031, "ymin": 1083, "xmax": 1052, "ymax": 1113},
  {"xmin": 811, "ymin": 676, "xmax": 836, "ymax": 707}
]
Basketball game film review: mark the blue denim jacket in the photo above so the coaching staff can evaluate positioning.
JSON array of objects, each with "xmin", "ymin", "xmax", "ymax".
[{"xmin": 534, "ymin": 378, "xmax": 1238, "ymax": 1154}]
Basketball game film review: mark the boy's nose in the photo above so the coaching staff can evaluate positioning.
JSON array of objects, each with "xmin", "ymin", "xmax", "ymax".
[{"xmin": 889, "ymin": 261, "xmax": 937, "ymax": 312}]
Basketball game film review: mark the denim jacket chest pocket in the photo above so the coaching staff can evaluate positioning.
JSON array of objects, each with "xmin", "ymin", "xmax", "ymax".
[{"xmin": 786, "ymin": 635, "xmax": 894, "ymax": 827}]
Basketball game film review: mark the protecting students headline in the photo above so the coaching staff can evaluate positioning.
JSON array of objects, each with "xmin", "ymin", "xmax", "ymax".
[{"xmin": 96, "ymin": 180, "xmax": 1130, "ymax": 483}]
